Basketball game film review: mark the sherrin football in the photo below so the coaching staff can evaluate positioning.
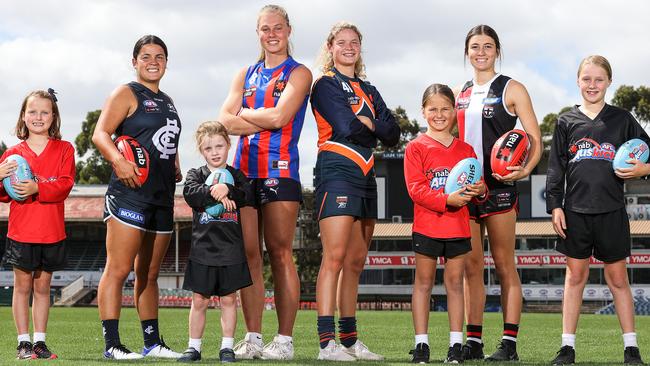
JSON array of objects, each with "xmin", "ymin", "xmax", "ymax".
[
  {"xmin": 115, "ymin": 136, "xmax": 149, "ymax": 185},
  {"xmin": 490, "ymin": 129, "xmax": 530, "ymax": 177},
  {"xmin": 2, "ymin": 154, "xmax": 34, "ymax": 201},
  {"xmin": 444, "ymin": 157, "xmax": 482, "ymax": 194},
  {"xmin": 613, "ymin": 138, "xmax": 649, "ymax": 171},
  {"xmin": 205, "ymin": 168, "xmax": 235, "ymax": 218}
]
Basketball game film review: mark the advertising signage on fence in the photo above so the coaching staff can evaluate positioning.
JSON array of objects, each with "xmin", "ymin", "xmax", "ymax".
[{"xmin": 364, "ymin": 253, "xmax": 650, "ymax": 268}]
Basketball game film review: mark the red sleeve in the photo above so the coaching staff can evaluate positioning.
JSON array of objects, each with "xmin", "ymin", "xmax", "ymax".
[
  {"xmin": 0, "ymin": 149, "xmax": 13, "ymax": 202},
  {"xmin": 404, "ymin": 140, "xmax": 447, "ymax": 213},
  {"xmin": 36, "ymin": 142, "xmax": 75, "ymax": 203}
]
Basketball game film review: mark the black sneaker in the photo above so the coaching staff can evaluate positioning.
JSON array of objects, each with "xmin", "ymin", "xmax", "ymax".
[
  {"xmin": 485, "ymin": 340, "xmax": 518, "ymax": 362},
  {"xmin": 220, "ymin": 348, "xmax": 236, "ymax": 363},
  {"xmin": 177, "ymin": 347, "xmax": 201, "ymax": 362},
  {"xmin": 16, "ymin": 341, "xmax": 33, "ymax": 360},
  {"xmin": 552, "ymin": 345, "xmax": 575, "ymax": 365},
  {"xmin": 462, "ymin": 340, "xmax": 484, "ymax": 360},
  {"xmin": 31, "ymin": 341, "xmax": 57, "ymax": 359},
  {"xmin": 410, "ymin": 343, "xmax": 430, "ymax": 364},
  {"xmin": 624, "ymin": 346, "xmax": 644, "ymax": 365},
  {"xmin": 445, "ymin": 343, "xmax": 463, "ymax": 364}
]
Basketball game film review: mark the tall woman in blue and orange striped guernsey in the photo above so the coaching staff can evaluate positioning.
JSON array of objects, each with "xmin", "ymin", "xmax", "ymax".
[
  {"xmin": 218, "ymin": 4, "xmax": 312, "ymax": 360},
  {"xmin": 311, "ymin": 22, "xmax": 399, "ymax": 361},
  {"xmin": 454, "ymin": 25, "xmax": 542, "ymax": 361}
]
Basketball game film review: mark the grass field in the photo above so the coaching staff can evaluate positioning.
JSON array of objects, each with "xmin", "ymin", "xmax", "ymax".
[{"xmin": 0, "ymin": 307, "xmax": 648, "ymax": 365}]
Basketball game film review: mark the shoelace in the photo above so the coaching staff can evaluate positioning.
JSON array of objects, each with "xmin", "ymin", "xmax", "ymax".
[
  {"xmin": 112, "ymin": 344, "xmax": 134, "ymax": 355},
  {"xmin": 33, "ymin": 342, "xmax": 51, "ymax": 356},
  {"xmin": 158, "ymin": 336, "xmax": 174, "ymax": 351}
]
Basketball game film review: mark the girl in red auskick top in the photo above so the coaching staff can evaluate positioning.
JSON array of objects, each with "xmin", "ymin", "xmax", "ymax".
[
  {"xmin": 0, "ymin": 89, "xmax": 75, "ymax": 360},
  {"xmin": 404, "ymin": 84, "xmax": 485, "ymax": 364}
]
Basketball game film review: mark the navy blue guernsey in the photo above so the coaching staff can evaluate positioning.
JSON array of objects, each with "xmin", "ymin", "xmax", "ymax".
[
  {"xmin": 107, "ymin": 82, "xmax": 182, "ymax": 207},
  {"xmin": 546, "ymin": 104, "xmax": 650, "ymax": 214}
]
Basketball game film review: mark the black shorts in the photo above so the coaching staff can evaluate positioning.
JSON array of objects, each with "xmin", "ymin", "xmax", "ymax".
[
  {"xmin": 1, "ymin": 238, "xmax": 66, "ymax": 272},
  {"xmin": 469, "ymin": 187, "xmax": 518, "ymax": 220},
  {"xmin": 182, "ymin": 260, "xmax": 252, "ymax": 297},
  {"xmin": 315, "ymin": 191, "xmax": 377, "ymax": 221},
  {"xmin": 103, "ymin": 194, "xmax": 174, "ymax": 233},
  {"xmin": 412, "ymin": 233, "xmax": 471, "ymax": 259},
  {"xmin": 248, "ymin": 178, "xmax": 302, "ymax": 208},
  {"xmin": 556, "ymin": 208, "xmax": 631, "ymax": 262}
]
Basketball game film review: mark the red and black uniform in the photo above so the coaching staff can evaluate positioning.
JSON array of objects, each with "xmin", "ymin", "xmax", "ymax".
[
  {"xmin": 311, "ymin": 68, "xmax": 399, "ymax": 220},
  {"xmin": 0, "ymin": 139, "xmax": 75, "ymax": 271},
  {"xmin": 456, "ymin": 74, "xmax": 519, "ymax": 218},
  {"xmin": 546, "ymin": 104, "xmax": 650, "ymax": 261},
  {"xmin": 404, "ymin": 134, "xmax": 483, "ymax": 258}
]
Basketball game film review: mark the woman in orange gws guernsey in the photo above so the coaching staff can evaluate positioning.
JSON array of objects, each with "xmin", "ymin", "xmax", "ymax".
[
  {"xmin": 311, "ymin": 21, "xmax": 400, "ymax": 361},
  {"xmin": 218, "ymin": 4, "xmax": 312, "ymax": 361},
  {"xmin": 455, "ymin": 25, "xmax": 542, "ymax": 362},
  {"xmin": 93, "ymin": 35, "xmax": 183, "ymax": 360}
]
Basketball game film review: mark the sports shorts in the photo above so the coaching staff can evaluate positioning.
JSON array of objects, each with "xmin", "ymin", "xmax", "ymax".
[
  {"xmin": 469, "ymin": 187, "xmax": 518, "ymax": 220},
  {"xmin": 103, "ymin": 194, "xmax": 173, "ymax": 233},
  {"xmin": 412, "ymin": 232, "xmax": 471, "ymax": 259},
  {"xmin": 315, "ymin": 191, "xmax": 377, "ymax": 221},
  {"xmin": 556, "ymin": 208, "xmax": 630, "ymax": 262},
  {"xmin": 182, "ymin": 260, "xmax": 252, "ymax": 297},
  {"xmin": 2, "ymin": 238, "xmax": 66, "ymax": 272},
  {"xmin": 247, "ymin": 177, "xmax": 302, "ymax": 208}
]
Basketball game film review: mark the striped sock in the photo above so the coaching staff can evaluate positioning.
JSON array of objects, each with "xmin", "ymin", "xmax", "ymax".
[
  {"xmin": 466, "ymin": 324, "xmax": 483, "ymax": 344},
  {"xmin": 338, "ymin": 317, "xmax": 358, "ymax": 348},
  {"xmin": 317, "ymin": 316, "xmax": 335, "ymax": 349},
  {"xmin": 503, "ymin": 323, "xmax": 519, "ymax": 344}
]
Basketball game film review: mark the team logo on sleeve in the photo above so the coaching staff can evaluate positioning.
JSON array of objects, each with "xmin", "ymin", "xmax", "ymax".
[
  {"xmin": 569, "ymin": 138, "xmax": 616, "ymax": 162},
  {"xmin": 426, "ymin": 167, "xmax": 450, "ymax": 191},
  {"xmin": 272, "ymin": 80, "xmax": 286, "ymax": 98},
  {"xmin": 482, "ymin": 105, "xmax": 494, "ymax": 118}
]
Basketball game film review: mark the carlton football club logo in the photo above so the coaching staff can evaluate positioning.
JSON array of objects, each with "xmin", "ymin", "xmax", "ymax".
[
  {"xmin": 152, "ymin": 118, "xmax": 181, "ymax": 159},
  {"xmin": 569, "ymin": 138, "xmax": 616, "ymax": 163},
  {"xmin": 427, "ymin": 167, "xmax": 450, "ymax": 191}
]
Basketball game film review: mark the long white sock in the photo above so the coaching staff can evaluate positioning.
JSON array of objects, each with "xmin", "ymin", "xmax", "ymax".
[
  {"xmin": 33, "ymin": 332, "xmax": 46, "ymax": 343},
  {"xmin": 277, "ymin": 334, "xmax": 293, "ymax": 344},
  {"xmin": 221, "ymin": 337, "xmax": 234, "ymax": 350},
  {"xmin": 245, "ymin": 332, "xmax": 263, "ymax": 347},
  {"xmin": 17, "ymin": 334, "xmax": 30, "ymax": 344},
  {"xmin": 188, "ymin": 338, "xmax": 202, "ymax": 352},
  {"xmin": 623, "ymin": 332, "xmax": 638, "ymax": 348},
  {"xmin": 450, "ymin": 331, "xmax": 463, "ymax": 347},
  {"xmin": 415, "ymin": 334, "xmax": 429, "ymax": 346},
  {"xmin": 561, "ymin": 333, "xmax": 575, "ymax": 348}
]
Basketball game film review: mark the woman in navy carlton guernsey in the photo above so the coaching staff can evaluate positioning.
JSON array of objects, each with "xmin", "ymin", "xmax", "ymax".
[{"xmin": 92, "ymin": 35, "xmax": 182, "ymax": 360}]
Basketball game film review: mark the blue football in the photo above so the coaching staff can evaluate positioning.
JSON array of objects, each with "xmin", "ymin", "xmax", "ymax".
[
  {"xmin": 444, "ymin": 157, "xmax": 482, "ymax": 194},
  {"xmin": 2, "ymin": 154, "xmax": 34, "ymax": 201},
  {"xmin": 204, "ymin": 168, "xmax": 235, "ymax": 218},
  {"xmin": 613, "ymin": 138, "xmax": 649, "ymax": 170}
]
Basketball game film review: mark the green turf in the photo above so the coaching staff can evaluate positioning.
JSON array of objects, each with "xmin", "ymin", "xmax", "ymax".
[{"xmin": 0, "ymin": 307, "xmax": 648, "ymax": 365}]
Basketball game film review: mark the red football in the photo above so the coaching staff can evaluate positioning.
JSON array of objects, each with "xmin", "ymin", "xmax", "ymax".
[
  {"xmin": 115, "ymin": 136, "xmax": 149, "ymax": 185},
  {"xmin": 490, "ymin": 129, "xmax": 530, "ymax": 176}
]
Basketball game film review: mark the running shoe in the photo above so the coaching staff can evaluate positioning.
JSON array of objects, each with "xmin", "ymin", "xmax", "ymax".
[
  {"xmin": 409, "ymin": 342, "xmax": 430, "ymax": 364},
  {"xmin": 318, "ymin": 340, "xmax": 356, "ymax": 361}
]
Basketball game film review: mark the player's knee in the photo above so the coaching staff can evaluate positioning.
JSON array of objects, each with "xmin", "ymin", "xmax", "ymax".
[
  {"xmin": 13, "ymin": 283, "xmax": 32, "ymax": 297},
  {"xmin": 321, "ymin": 256, "xmax": 345, "ymax": 273},
  {"xmin": 606, "ymin": 276, "xmax": 630, "ymax": 291},
  {"xmin": 414, "ymin": 275, "xmax": 435, "ymax": 292},
  {"xmin": 445, "ymin": 275, "xmax": 464, "ymax": 293},
  {"xmin": 220, "ymin": 294, "xmax": 236, "ymax": 308},
  {"xmin": 565, "ymin": 271, "xmax": 588, "ymax": 287}
]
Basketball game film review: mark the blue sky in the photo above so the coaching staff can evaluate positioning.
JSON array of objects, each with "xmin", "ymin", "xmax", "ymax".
[{"xmin": 1, "ymin": 0, "xmax": 649, "ymax": 188}]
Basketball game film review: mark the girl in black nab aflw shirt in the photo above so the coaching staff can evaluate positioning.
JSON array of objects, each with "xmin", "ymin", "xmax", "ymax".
[
  {"xmin": 92, "ymin": 35, "xmax": 182, "ymax": 360},
  {"xmin": 546, "ymin": 56, "xmax": 649, "ymax": 366}
]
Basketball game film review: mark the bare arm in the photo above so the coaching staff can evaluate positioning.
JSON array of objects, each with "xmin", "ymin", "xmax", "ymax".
[
  {"xmin": 238, "ymin": 66, "xmax": 313, "ymax": 130},
  {"xmin": 218, "ymin": 67, "xmax": 264, "ymax": 136},
  {"xmin": 91, "ymin": 85, "xmax": 142, "ymax": 188},
  {"xmin": 500, "ymin": 80, "xmax": 542, "ymax": 181}
]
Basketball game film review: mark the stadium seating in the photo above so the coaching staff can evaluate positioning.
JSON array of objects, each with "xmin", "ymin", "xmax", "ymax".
[{"xmin": 596, "ymin": 296, "xmax": 650, "ymax": 315}]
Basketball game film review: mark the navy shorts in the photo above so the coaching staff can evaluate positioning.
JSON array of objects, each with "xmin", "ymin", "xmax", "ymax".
[
  {"xmin": 315, "ymin": 191, "xmax": 377, "ymax": 221},
  {"xmin": 1, "ymin": 238, "xmax": 66, "ymax": 272},
  {"xmin": 469, "ymin": 187, "xmax": 518, "ymax": 220},
  {"xmin": 182, "ymin": 260, "xmax": 252, "ymax": 297},
  {"xmin": 103, "ymin": 194, "xmax": 174, "ymax": 233},
  {"xmin": 556, "ymin": 208, "xmax": 631, "ymax": 262},
  {"xmin": 248, "ymin": 178, "xmax": 302, "ymax": 208},
  {"xmin": 412, "ymin": 233, "xmax": 471, "ymax": 259}
]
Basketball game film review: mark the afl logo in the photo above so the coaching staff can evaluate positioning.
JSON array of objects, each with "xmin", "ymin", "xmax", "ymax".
[
  {"xmin": 152, "ymin": 118, "xmax": 181, "ymax": 159},
  {"xmin": 264, "ymin": 178, "xmax": 279, "ymax": 187},
  {"xmin": 143, "ymin": 100, "xmax": 157, "ymax": 108},
  {"xmin": 483, "ymin": 106, "xmax": 494, "ymax": 118}
]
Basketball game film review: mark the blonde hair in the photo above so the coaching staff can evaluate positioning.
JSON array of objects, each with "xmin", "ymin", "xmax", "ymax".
[
  {"xmin": 195, "ymin": 121, "xmax": 230, "ymax": 150},
  {"xmin": 421, "ymin": 83, "xmax": 455, "ymax": 108},
  {"xmin": 577, "ymin": 55, "xmax": 612, "ymax": 81},
  {"xmin": 15, "ymin": 90, "xmax": 62, "ymax": 140},
  {"xmin": 316, "ymin": 21, "xmax": 366, "ymax": 79},
  {"xmin": 256, "ymin": 4, "xmax": 292, "ymax": 62}
]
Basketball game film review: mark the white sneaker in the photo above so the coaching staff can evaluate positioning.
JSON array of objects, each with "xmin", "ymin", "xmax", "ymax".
[
  {"xmin": 318, "ymin": 340, "xmax": 356, "ymax": 361},
  {"xmin": 261, "ymin": 335, "xmax": 294, "ymax": 360},
  {"xmin": 233, "ymin": 338, "xmax": 263, "ymax": 360},
  {"xmin": 142, "ymin": 338, "xmax": 182, "ymax": 358},
  {"xmin": 343, "ymin": 340, "xmax": 384, "ymax": 361},
  {"xmin": 103, "ymin": 345, "xmax": 144, "ymax": 360}
]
